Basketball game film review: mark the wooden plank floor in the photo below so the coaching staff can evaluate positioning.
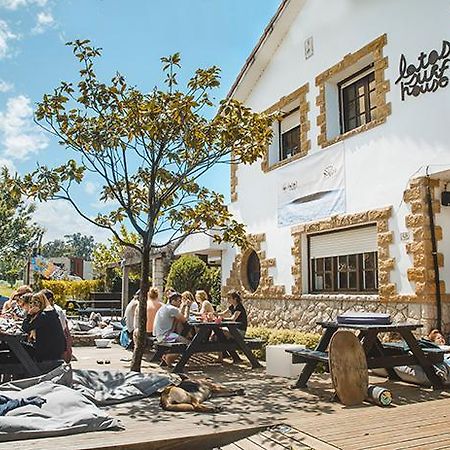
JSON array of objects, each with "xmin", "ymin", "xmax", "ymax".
[
  {"xmin": 1, "ymin": 343, "xmax": 450, "ymax": 449},
  {"xmin": 285, "ymin": 378, "xmax": 450, "ymax": 450}
]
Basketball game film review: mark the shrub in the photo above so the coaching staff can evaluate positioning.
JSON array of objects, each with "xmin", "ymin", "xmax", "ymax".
[
  {"xmin": 40, "ymin": 279, "xmax": 104, "ymax": 307},
  {"xmin": 245, "ymin": 326, "xmax": 321, "ymax": 361},
  {"xmin": 203, "ymin": 266, "xmax": 221, "ymax": 306},
  {"xmin": 166, "ymin": 255, "xmax": 209, "ymax": 295}
]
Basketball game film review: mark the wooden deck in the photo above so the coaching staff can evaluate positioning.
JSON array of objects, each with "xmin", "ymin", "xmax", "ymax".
[{"xmin": 1, "ymin": 343, "xmax": 450, "ymax": 450}]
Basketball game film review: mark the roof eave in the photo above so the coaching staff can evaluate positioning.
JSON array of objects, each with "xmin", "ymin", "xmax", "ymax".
[{"xmin": 227, "ymin": 0, "xmax": 305, "ymax": 102}]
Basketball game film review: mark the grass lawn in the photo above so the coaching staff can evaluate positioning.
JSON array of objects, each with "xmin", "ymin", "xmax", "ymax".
[{"xmin": 0, "ymin": 285, "xmax": 14, "ymax": 298}]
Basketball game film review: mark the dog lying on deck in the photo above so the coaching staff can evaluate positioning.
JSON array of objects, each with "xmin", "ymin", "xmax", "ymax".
[{"xmin": 160, "ymin": 375, "xmax": 245, "ymax": 413}]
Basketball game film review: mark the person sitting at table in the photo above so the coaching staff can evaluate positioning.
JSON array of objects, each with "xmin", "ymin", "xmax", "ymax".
[
  {"xmin": 153, "ymin": 291, "xmax": 189, "ymax": 367},
  {"xmin": 428, "ymin": 329, "xmax": 446, "ymax": 345},
  {"xmin": 218, "ymin": 290, "xmax": 248, "ymax": 336},
  {"xmin": 163, "ymin": 286, "xmax": 175, "ymax": 302},
  {"xmin": 19, "ymin": 292, "xmax": 66, "ymax": 362},
  {"xmin": 146, "ymin": 287, "xmax": 163, "ymax": 336},
  {"xmin": 214, "ymin": 290, "xmax": 248, "ymax": 364},
  {"xmin": 194, "ymin": 290, "xmax": 214, "ymax": 317},
  {"xmin": 1, "ymin": 285, "xmax": 32, "ymax": 320},
  {"xmin": 41, "ymin": 289, "xmax": 72, "ymax": 363},
  {"xmin": 180, "ymin": 291, "xmax": 199, "ymax": 318}
]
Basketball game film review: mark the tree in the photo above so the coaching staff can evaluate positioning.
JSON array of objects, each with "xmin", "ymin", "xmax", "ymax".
[
  {"xmin": 92, "ymin": 227, "xmax": 139, "ymax": 290},
  {"xmin": 21, "ymin": 40, "xmax": 273, "ymax": 371},
  {"xmin": 64, "ymin": 233, "xmax": 95, "ymax": 259},
  {"xmin": 41, "ymin": 239, "xmax": 68, "ymax": 258},
  {"xmin": 0, "ymin": 168, "xmax": 42, "ymax": 285},
  {"xmin": 42, "ymin": 233, "xmax": 95, "ymax": 259}
]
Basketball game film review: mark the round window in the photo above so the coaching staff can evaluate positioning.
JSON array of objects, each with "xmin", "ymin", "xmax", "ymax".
[{"xmin": 246, "ymin": 250, "xmax": 261, "ymax": 293}]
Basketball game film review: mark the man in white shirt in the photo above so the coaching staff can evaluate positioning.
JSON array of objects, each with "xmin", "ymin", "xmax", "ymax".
[
  {"xmin": 124, "ymin": 291, "xmax": 139, "ymax": 346},
  {"xmin": 153, "ymin": 292, "xmax": 188, "ymax": 367}
]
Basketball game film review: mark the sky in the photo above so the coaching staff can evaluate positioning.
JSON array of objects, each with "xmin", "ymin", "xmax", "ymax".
[{"xmin": 0, "ymin": 0, "xmax": 280, "ymax": 243}]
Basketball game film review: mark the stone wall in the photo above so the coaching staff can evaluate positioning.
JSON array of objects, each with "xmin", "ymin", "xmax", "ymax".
[{"xmin": 242, "ymin": 296, "xmax": 450, "ymax": 336}]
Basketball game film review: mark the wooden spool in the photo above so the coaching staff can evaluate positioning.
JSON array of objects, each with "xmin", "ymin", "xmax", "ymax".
[{"xmin": 329, "ymin": 330, "xmax": 368, "ymax": 406}]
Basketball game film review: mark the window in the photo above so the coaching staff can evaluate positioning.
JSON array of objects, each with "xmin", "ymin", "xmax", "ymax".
[
  {"xmin": 311, "ymin": 252, "xmax": 378, "ymax": 293},
  {"xmin": 281, "ymin": 125, "xmax": 300, "ymax": 160},
  {"xmin": 315, "ymin": 34, "xmax": 390, "ymax": 149},
  {"xmin": 261, "ymin": 83, "xmax": 309, "ymax": 172},
  {"xmin": 339, "ymin": 66, "xmax": 376, "ymax": 133},
  {"xmin": 245, "ymin": 250, "xmax": 261, "ymax": 292},
  {"xmin": 308, "ymin": 226, "xmax": 378, "ymax": 294}
]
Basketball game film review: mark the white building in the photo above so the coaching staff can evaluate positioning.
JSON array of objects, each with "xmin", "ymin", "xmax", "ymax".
[{"xmin": 221, "ymin": 0, "xmax": 450, "ymax": 333}]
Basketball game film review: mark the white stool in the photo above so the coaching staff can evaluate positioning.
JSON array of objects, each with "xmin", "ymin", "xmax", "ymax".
[{"xmin": 266, "ymin": 344, "xmax": 306, "ymax": 378}]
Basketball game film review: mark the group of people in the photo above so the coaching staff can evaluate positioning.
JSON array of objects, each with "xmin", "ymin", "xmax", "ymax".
[
  {"xmin": 123, "ymin": 287, "xmax": 248, "ymax": 367},
  {"xmin": 1, "ymin": 285, "xmax": 71, "ymax": 363}
]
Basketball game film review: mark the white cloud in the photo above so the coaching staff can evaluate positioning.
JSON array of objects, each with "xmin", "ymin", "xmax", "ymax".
[
  {"xmin": 0, "ymin": 157, "xmax": 16, "ymax": 173},
  {"xmin": 0, "ymin": 20, "xmax": 18, "ymax": 59},
  {"xmin": 0, "ymin": 0, "xmax": 47, "ymax": 10},
  {"xmin": 0, "ymin": 95, "xmax": 49, "ymax": 160},
  {"xmin": 0, "ymin": 79, "xmax": 13, "ymax": 93},
  {"xmin": 35, "ymin": 200, "xmax": 110, "ymax": 244},
  {"xmin": 84, "ymin": 181, "xmax": 98, "ymax": 195},
  {"xmin": 91, "ymin": 197, "xmax": 120, "ymax": 210},
  {"xmin": 32, "ymin": 11, "xmax": 54, "ymax": 34}
]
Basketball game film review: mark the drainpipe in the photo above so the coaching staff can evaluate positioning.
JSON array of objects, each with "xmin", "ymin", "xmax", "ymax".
[
  {"xmin": 425, "ymin": 169, "xmax": 442, "ymax": 330},
  {"xmin": 278, "ymin": 119, "xmax": 282, "ymax": 161}
]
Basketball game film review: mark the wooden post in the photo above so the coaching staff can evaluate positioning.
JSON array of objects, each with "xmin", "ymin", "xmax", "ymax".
[{"xmin": 121, "ymin": 264, "xmax": 130, "ymax": 316}]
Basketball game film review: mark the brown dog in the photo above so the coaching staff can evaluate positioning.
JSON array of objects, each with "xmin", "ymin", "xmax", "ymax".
[{"xmin": 160, "ymin": 375, "xmax": 245, "ymax": 413}]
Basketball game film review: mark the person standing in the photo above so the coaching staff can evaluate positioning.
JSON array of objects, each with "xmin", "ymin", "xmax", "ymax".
[
  {"xmin": 123, "ymin": 290, "xmax": 139, "ymax": 348},
  {"xmin": 146, "ymin": 287, "xmax": 163, "ymax": 335}
]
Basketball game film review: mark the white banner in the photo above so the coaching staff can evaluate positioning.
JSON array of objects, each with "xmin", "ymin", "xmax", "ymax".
[{"xmin": 277, "ymin": 148, "xmax": 346, "ymax": 227}]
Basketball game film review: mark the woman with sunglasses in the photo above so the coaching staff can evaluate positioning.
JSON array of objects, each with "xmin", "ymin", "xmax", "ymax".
[
  {"xmin": 1, "ymin": 285, "xmax": 32, "ymax": 320},
  {"xmin": 19, "ymin": 292, "xmax": 66, "ymax": 362}
]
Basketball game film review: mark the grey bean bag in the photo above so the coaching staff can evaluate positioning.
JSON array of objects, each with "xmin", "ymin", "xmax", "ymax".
[
  {"xmin": 71, "ymin": 369, "xmax": 174, "ymax": 406},
  {"xmin": 0, "ymin": 381, "xmax": 122, "ymax": 442}
]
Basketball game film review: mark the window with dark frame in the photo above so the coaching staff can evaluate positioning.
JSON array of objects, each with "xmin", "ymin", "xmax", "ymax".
[
  {"xmin": 280, "ymin": 124, "xmax": 300, "ymax": 161},
  {"xmin": 246, "ymin": 250, "xmax": 261, "ymax": 293},
  {"xmin": 339, "ymin": 65, "xmax": 376, "ymax": 134},
  {"xmin": 310, "ymin": 252, "xmax": 378, "ymax": 293}
]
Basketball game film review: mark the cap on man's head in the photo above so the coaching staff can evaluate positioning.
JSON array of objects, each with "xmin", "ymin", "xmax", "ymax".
[{"xmin": 168, "ymin": 291, "xmax": 181, "ymax": 302}]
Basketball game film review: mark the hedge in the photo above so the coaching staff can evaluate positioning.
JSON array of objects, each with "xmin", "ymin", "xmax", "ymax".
[
  {"xmin": 245, "ymin": 326, "xmax": 321, "ymax": 361},
  {"xmin": 40, "ymin": 279, "xmax": 104, "ymax": 307}
]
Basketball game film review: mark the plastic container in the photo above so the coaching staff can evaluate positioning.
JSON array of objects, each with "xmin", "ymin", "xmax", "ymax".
[{"xmin": 94, "ymin": 339, "xmax": 111, "ymax": 348}]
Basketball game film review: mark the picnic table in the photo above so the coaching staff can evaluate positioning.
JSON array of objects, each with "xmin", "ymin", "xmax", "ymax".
[
  {"xmin": 0, "ymin": 332, "xmax": 62, "ymax": 383},
  {"xmin": 154, "ymin": 320, "xmax": 263, "ymax": 373},
  {"xmin": 77, "ymin": 307, "xmax": 122, "ymax": 319},
  {"xmin": 288, "ymin": 321, "xmax": 445, "ymax": 389}
]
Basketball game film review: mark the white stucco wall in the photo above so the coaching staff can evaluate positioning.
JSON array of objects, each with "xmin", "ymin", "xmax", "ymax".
[{"xmin": 224, "ymin": 0, "xmax": 450, "ymax": 296}]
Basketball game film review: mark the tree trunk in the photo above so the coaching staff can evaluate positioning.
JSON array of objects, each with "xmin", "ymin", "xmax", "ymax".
[{"xmin": 130, "ymin": 246, "xmax": 150, "ymax": 372}]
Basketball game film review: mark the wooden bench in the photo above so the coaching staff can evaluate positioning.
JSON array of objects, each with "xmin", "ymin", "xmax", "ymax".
[
  {"xmin": 382, "ymin": 342, "xmax": 445, "ymax": 364},
  {"xmin": 286, "ymin": 348, "xmax": 329, "ymax": 365},
  {"xmin": 151, "ymin": 338, "xmax": 265, "ymax": 363}
]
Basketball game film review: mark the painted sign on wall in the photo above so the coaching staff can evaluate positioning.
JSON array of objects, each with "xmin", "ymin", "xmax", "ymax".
[
  {"xmin": 277, "ymin": 147, "xmax": 345, "ymax": 227},
  {"xmin": 395, "ymin": 40, "xmax": 450, "ymax": 101}
]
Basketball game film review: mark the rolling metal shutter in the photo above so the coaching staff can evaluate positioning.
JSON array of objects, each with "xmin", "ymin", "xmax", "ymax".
[{"xmin": 309, "ymin": 226, "xmax": 378, "ymax": 258}]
